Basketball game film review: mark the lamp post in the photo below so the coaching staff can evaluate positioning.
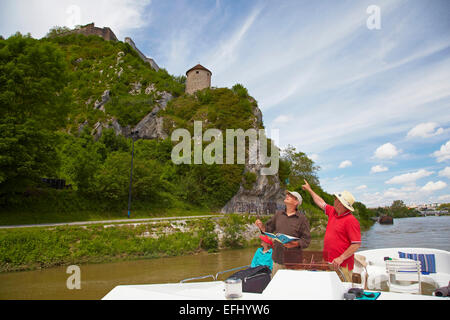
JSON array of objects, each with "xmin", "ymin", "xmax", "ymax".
[{"xmin": 127, "ymin": 130, "xmax": 139, "ymax": 218}]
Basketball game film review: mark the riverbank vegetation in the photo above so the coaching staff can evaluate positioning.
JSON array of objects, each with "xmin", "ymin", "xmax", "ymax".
[
  {"xmin": 0, "ymin": 215, "xmax": 261, "ymax": 273},
  {"xmin": 0, "ymin": 209, "xmax": 373, "ymax": 273},
  {"xmin": 371, "ymin": 200, "xmax": 421, "ymax": 218}
]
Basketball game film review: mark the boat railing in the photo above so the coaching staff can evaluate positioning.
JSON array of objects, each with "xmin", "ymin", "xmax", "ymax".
[
  {"xmin": 179, "ymin": 274, "xmax": 216, "ymax": 283},
  {"xmin": 179, "ymin": 265, "xmax": 250, "ymax": 283},
  {"xmin": 215, "ymin": 265, "xmax": 250, "ymax": 280}
]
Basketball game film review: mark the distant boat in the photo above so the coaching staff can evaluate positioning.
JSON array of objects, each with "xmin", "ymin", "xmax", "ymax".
[{"xmin": 379, "ymin": 215, "xmax": 393, "ymax": 224}]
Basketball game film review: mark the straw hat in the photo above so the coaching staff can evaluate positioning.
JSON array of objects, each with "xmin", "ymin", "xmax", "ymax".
[{"xmin": 334, "ymin": 191, "xmax": 355, "ymax": 212}]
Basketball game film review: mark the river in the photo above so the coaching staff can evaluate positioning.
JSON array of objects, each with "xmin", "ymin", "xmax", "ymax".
[{"xmin": 0, "ymin": 215, "xmax": 449, "ymax": 299}]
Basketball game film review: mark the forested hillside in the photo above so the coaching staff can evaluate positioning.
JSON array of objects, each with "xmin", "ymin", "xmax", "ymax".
[
  {"xmin": 0, "ymin": 32, "xmax": 260, "ymax": 217},
  {"xmin": 0, "ymin": 31, "xmax": 375, "ymax": 229}
]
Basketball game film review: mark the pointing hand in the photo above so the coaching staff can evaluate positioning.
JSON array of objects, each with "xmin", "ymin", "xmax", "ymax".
[{"xmin": 302, "ymin": 179, "xmax": 311, "ymax": 192}]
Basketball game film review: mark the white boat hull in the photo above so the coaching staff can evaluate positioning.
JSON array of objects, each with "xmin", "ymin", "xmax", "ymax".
[{"xmin": 102, "ymin": 269, "xmax": 448, "ymax": 300}]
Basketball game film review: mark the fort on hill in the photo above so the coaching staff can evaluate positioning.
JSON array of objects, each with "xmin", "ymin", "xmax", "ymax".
[
  {"xmin": 62, "ymin": 23, "xmax": 118, "ymax": 41},
  {"xmin": 57, "ymin": 23, "xmax": 160, "ymax": 71}
]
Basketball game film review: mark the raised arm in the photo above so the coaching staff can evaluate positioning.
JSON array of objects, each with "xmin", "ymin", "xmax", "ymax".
[{"xmin": 302, "ymin": 179, "xmax": 327, "ymax": 210}]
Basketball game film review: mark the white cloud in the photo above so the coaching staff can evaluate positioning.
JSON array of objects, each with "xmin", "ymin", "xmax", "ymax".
[
  {"xmin": 272, "ymin": 114, "xmax": 291, "ymax": 125},
  {"xmin": 433, "ymin": 140, "xmax": 450, "ymax": 162},
  {"xmin": 0, "ymin": 0, "xmax": 152, "ymax": 40},
  {"xmin": 385, "ymin": 169, "xmax": 434, "ymax": 185},
  {"xmin": 438, "ymin": 194, "xmax": 450, "ymax": 201},
  {"xmin": 356, "ymin": 185, "xmax": 367, "ymax": 190},
  {"xmin": 374, "ymin": 143, "xmax": 400, "ymax": 160},
  {"xmin": 309, "ymin": 153, "xmax": 319, "ymax": 162},
  {"xmin": 339, "ymin": 160, "xmax": 352, "ymax": 169},
  {"xmin": 439, "ymin": 167, "xmax": 450, "ymax": 179},
  {"xmin": 421, "ymin": 181, "xmax": 447, "ymax": 192},
  {"xmin": 360, "ymin": 179, "xmax": 448, "ymax": 207},
  {"xmin": 371, "ymin": 165, "xmax": 389, "ymax": 173},
  {"xmin": 407, "ymin": 122, "xmax": 444, "ymax": 138},
  {"xmin": 383, "ymin": 188, "xmax": 411, "ymax": 199},
  {"xmin": 206, "ymin": 5, "xmax": 263, "ymax": 74}
]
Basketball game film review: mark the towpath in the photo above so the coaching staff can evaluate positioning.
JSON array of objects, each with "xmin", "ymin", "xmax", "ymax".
[{"xmin": 0, "ymin": 215, "xmax": 225, "ymax": 229}]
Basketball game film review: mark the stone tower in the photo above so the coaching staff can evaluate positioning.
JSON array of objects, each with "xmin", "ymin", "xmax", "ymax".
[{"xmin": 185, "ymin": 64, "xmax": 212, "ymax": 94}]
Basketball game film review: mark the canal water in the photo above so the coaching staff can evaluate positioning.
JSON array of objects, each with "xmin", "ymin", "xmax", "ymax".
[{"xmin": 0, "ymin": 216, "xmax": 449, "ymax": 299}]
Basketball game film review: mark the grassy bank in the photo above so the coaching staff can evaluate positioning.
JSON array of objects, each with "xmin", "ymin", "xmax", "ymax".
[
  {"xmin": 0, "ymin": 209, "xmax": 366, "ymax": 273},
  {"xmin": 0, "ymin": 214, "xmax": 264, "ymax": 273}
]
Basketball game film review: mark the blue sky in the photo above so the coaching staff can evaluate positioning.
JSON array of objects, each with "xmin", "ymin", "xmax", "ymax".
[{"xmin": 1, "ymin": 0, "xmax": 450, "ymax": 207}]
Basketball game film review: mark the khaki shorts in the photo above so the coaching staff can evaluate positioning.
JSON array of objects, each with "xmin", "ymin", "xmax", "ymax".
[{"xmin": 336, "ymin": 266, "xmax": 353, "ymax": 282}]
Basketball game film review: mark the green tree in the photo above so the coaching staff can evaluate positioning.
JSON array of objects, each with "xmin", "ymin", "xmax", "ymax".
[
  {"xmin": 94, "ymin": 151, "xmax": 162, "ymax": 202},
  {"xmin": 281, "ymin": 145, "xmax": 320, "ymax": 188},
  {"xmin": 232, "ymin": 83, "xmax": 249, "ymax": 98},
  {"xmin": 97, "ymin": 128, "xmax": 130, "ymax": 160},
  {"xmin": 389, "ymin": 200, "xmax": 419, "ymax": 218},
  {"xmin": 0, "ymin": 33, "xmax": 70, "ymax": 195},
  {"xmin": 45, "ymin": 26, "xmax": 71, "ymax": 38},
  {"xmin": 278, "ymin": 158, "xmax": 292, "ymax": 187},
  {"xmin": 353, "ymin": 201, "xmax": 374, "ymax": 228},
  {"xmin": 59, "ymin": 131, "xmax": 102, "ymax": 193}
]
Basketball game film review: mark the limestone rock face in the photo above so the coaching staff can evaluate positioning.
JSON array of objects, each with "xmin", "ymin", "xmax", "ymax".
[
  {"xmin": 129, "ymin": 82, "xmax": 142, "ymax": 95},
  {"xmin": 132, "ymin": 91, "xmax": 173, "ymax": 140},
  {"xmin": 220, "ymin": 101, "xmax": 285, "ymax": 215},
  {"xmin": 94, "ymin": 90, "xmax": 110, "ymax": 112},
  {"xmin": 89, "ymin": 86, "xmax": 172, "ymax": 140},
  {"xmin": 220, "ymin": 163, "xmax": 285, "ymax": 215},
  {"xmin": 92, "ymin": 118, "xmax": 123, "ymax": 141}
]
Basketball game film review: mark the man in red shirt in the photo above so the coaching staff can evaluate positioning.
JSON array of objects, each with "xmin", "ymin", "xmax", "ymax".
[{"xmin": 302, "ymin": 179, "xmax": 361, "ymax": 282}]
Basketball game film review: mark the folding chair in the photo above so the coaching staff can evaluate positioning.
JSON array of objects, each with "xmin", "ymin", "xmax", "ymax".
[{"xmin": 385, "ymin": 258, "xmax": 422, "ymax": 294}]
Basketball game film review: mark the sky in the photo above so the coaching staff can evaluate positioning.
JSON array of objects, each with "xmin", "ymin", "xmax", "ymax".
[{"xmin": 1, "ymin": 0, "xmax": 450, "ymax": 207}]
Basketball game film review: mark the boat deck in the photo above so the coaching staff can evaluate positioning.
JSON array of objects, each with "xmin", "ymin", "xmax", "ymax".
[{"xmin": 102, "ymin": 269, "xmax": 447, "ymax": 300}]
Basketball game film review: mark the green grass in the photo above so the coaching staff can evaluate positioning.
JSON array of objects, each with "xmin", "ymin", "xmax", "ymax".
[
  {"xmin": 0, "ymin": 214, "xmax": 254, "ymax": 273},
  {"xmin": 0, "ymin": 223, "xmax": 202, "ymax": 272}
]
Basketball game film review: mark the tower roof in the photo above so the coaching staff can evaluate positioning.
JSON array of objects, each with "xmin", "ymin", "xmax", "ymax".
[{"xmin": 186, "ymin": 64, "xmax": 212, "ymax": 76}]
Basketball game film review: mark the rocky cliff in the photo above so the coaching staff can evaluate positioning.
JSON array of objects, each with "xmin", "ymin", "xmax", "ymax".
[{"xmin": 219, "ymin": 102, "xmax": 285, "ymax": 215}]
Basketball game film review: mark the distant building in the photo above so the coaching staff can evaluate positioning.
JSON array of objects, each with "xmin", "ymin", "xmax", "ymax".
[
  {"xmin": 60, "ymin": 23, "xmax": 118, "ymax": 41},
  {"xmin": 56, "ymin": 23, "xmax": 160, "ymax": 71},
  {"xmin": 185, "ymin": 64, "xmax": 212, "ymax": 94}
]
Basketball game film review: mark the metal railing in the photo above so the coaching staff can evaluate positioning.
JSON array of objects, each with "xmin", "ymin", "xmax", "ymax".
[
  {"xmin": 179, "ymin": 265, "xmax": 250, "ymax": 283},
  {"xmin": 215, "ymin": 265, "xmax": 250, "ymax": 281},
  {"xmin": 179, "ymin": 274, "xmax": 216, "ymax": 283}
]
